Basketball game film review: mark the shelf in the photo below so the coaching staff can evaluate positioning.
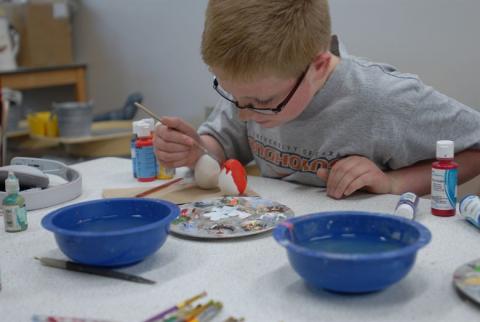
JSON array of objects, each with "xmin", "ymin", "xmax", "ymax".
[
  {"xmin": 10, "ymin": 120, "xmax": 132, "ymax": 157},
  {"xmin": 29, "ymin": 120, "xmax": 132, "ymax": 144}
]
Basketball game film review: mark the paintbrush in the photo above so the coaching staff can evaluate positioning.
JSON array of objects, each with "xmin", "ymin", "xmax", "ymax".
[
  {"xmin": 35, "ymin": 257, "xmax": 156, "ymax": 285},
  {"xmin": 135, "ymin": 177, "xmax": 184, "ymax": 198},
  {"xmin": 142, "ymin": 291, "xmax": 207, "ymax": 322},
  {"xmin": 134, "ymin": 102, "xmax": 220, "ymax": 163},
  {"xmin": 186, "ymin": 301, "xmax": 223, "ymax": 322},
  {"xmin": 31, "ymin": 315, "xmax": 117, "ymax": 322},
  {"xmin": 135, "ymin": 170, "xmax": 195, "ymax": 198}
]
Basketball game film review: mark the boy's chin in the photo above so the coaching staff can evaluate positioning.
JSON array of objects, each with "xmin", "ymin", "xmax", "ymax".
[
  {"xmin": 256, "ymin": 121, "xmax": 278, "ymax": 128},
  {"xmin": 255, "ymin": 119, "xmax": 286, "ymax": 128}
]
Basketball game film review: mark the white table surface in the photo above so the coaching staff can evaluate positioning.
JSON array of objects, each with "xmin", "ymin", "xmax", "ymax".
[{"xmin": 1, "ymin": 157, "xmax": 479, "ymax": 322}]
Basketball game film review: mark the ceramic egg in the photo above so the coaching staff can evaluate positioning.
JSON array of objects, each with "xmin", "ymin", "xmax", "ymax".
[
  {"xmin": 218, "ymin": 159, "xmax": 248, "ymax": 195},
  {"xmin": 194, "ymin": 154, "xmax": 221, "ymax": 189}
]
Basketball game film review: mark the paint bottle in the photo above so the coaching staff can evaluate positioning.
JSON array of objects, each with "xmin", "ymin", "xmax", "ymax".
[
  {"xmin": 394, "ymin": 192, "xmax": 419, "ymax": 220},
  {"xmin": 130, "ymin": 121, "xmax": 141, "ymax": 178},
  {"xmin": 431, "ymin": 140, "xmax": 458, "ymax": 217},
  {"xmin": 2, "ymin": 171, "xmax": 28, "ymax": 232},
  {"xmin": 135, "ymin": 123, "xmax": 157, "ymax": 182},
  {"xmin": 144, "ymin": 117, "xmax": 176, "ymax": 180},
  {"xmin": 459, "ymin": 194, "xmax": 480, "ymax": 229}
]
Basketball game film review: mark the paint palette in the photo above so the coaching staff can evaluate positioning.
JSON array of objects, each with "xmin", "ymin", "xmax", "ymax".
[
  {"xmin": 170, "ymin": 196, "xmax": 294, "ymax": 239},
  {"xmin": 453, "ymin": 258, "xmax": 480, "ymax": 305}
]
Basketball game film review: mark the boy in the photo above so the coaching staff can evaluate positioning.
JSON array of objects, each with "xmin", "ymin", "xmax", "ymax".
[{"xmin": 154, "ymin": 0, "xmax": 480, "ymax": 199}]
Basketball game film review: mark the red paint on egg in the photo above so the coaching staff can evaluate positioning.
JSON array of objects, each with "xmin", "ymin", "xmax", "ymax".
[{"xmin": 222, "ymin": 159, "xmax": 248, "ymax": 194}]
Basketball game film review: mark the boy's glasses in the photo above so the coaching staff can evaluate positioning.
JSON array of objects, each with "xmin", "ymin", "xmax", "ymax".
[{"xmin": 212, "ymin": 66, "xmax": 308, "ymax": 115}]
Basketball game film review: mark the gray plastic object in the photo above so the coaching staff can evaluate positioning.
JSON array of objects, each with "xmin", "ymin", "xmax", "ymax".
[
  {"xmin": 0, "ymin": 164, "xmax": 49, "ymax": 189},
  {"xmin": 0, "ymin": 157, "xmax": 82, "ymax": 210},
  {"xmin": 54, "ymin": 101, "xmax": 93, "ymax": 138}
]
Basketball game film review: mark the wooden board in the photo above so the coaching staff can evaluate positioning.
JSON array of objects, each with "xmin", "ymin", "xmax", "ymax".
[{"xmin": 103, "ymin": 182, "xmax": 259, "ymax": 205}]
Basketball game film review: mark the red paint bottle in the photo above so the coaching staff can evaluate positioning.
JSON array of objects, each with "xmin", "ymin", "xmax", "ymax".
[
  {"xmin": 135, "ymin": 123, "xmax": 157, "ymax": 182},
  {"xmin": 431, "ymin": 140, "xmax": 458, "ymax": 216}
]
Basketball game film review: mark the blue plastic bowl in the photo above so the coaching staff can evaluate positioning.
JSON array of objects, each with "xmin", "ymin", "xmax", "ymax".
[
  {"xmin": 273, "ymin": 211, "xmax": 431, "ymax": 293},
  {"xmin": 42, "ymin": 198, "xmax": 179, "ymax": 267}
]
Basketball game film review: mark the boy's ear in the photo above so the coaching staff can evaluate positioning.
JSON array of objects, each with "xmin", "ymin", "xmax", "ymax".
[{"xmin": 311, "ymin": 52, "xmax": 332, "ymax": 80}]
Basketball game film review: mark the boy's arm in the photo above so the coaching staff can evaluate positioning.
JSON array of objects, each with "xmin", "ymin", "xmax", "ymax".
[
  {"xmin": 317, "ymin": 149, "xmax": 480, "ymax": 198},
  {"xmin": 389, "ymin": 149, "xmax": 480, "ymax": 196}
]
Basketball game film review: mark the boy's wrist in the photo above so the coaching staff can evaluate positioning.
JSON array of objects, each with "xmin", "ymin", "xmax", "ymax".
[{"xmin": 387, "ymin": 174, "xmax": 400, "ymax": 195}]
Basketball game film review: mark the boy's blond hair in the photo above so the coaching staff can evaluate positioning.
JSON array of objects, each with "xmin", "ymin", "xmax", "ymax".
[{"xmin": 201, "ymin": 0, "xmax": 331, "ymax": 81}]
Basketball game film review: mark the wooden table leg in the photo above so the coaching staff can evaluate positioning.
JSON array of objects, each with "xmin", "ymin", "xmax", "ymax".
[{"xmin": 75, "ymin": 67, "xmax": 87, "ymax": 102}]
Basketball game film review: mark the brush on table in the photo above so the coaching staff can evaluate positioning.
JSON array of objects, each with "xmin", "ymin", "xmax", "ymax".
[
  {"xmin": 142, "ymin": 291, "xmax": 207, "ymax": 322},
  {"xmin": 35, "ymin": 257, "xmax": 156, "ymax": 285},
  {"xmin": 135, "ymin": 177, "xmax": 184, "ymax": 198}
]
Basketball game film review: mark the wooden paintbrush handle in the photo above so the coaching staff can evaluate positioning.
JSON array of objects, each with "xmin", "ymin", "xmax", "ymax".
[{"xmin": 135, "ymin": 177, "xmax": 184, "ymax": 198}]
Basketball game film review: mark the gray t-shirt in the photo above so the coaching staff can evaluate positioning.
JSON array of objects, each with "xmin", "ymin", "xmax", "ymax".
[{"xmin": 198, "ymin": 37, "xmax": 480, "ymax": 187}]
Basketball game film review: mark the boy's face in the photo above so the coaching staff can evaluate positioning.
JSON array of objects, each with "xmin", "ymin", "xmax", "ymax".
[{"xmin": 212, "ymin": 67, "xmax": 312, "ymax": 128}]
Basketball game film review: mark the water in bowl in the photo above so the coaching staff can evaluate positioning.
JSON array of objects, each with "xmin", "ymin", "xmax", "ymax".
[
  {"xmin": 298, "ymin": 233, "xmax": 405, "ymax": 254},
  {"xmin": 75, "ymin": 214, "xmax": 154, "ymax": 232}
]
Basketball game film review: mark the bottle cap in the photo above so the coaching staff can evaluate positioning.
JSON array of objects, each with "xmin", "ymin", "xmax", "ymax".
[
  {"xmin": 436, "ymin": 140, "xmax": 454, "ymax": 159},
  {"xmin": 395, "ymin": 203, "xmax": 414, "ymax": 220},
  {"xmin": 459, "ymin": 194, "xmax": 479, "ymax": 214},
  {"xmin": 142, "ymin": 118, "xmax": 155, "ymax": 132},
  {"xmin": 5, "ymin": 171, "xmax": 19, "ymax": 194},
  {"xmin": 132, "ymin": 121, "xmax": 139, "ymax": 135},
  {"xmin": 132, "ymin": 121, "xmax": 145, "ymax": 136},
  {"xmin": 137, "ymin": 123, "xmax": 151, "ymax": 138}
]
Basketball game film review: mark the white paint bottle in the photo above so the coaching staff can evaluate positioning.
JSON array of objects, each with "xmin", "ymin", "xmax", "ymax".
[
  {"xmin": 394, "ymin": 192, "xmax": 419, "ymax": 220},
  {"xmin": 459, "ymin": 194, "xmax": 480, "ymax": 228}
]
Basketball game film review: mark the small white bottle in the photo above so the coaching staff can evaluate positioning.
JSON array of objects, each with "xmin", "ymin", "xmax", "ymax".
[
  {"xmin": 459, "ymin": 195, "xmax": 480, "ymax": 228},
  {"xmin": 394, "ymin": 192, "xmax": 419, "ymax": 220},
  {"xmin": 2, "ymin": 171, "xmax": 28, "ymax": 232}
]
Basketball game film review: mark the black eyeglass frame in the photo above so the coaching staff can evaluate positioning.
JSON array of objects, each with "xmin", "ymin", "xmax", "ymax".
[{"xmin": 212, "ymin": 66, "xmax": 309, "ymax": 114}]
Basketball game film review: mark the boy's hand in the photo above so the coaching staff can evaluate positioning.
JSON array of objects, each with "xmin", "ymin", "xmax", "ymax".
[
  {"xmin": 316, "ymin": 156, "xmax": 393, "ymax": 199},
  {"xmin": 153, "ymin": 116, "xmax": 204, "ymax": 168}
]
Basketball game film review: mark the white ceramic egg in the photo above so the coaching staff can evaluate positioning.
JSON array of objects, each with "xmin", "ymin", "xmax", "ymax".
[
  {"xmin": 218, "ymin": 168, "xmax": 239, "ymax": 195},
  {"xmin": 217, "ymin": 159, "xmax": 248, "ymax": 195},
  {"xmin": 194, "ymin": 154, "xmax": 221, "ymax": 189}
]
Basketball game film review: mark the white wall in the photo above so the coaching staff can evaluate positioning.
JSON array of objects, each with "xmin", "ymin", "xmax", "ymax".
[
  {"xmin": 73, "ymin": 0, "xmax": 480, "ymax": 126},
  {"xmin": 74, "ymin": 0, "xmax": 212, "ymax": 127},
  {"xmin": 330, "ymin": 0, "xmax": 480, "ymax": 111}
]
